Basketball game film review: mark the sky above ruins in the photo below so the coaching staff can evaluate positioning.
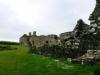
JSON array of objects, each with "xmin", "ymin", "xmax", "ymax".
[{"xmin": 0, "ymin": 0, "xmax": 95, "ymax": 42}]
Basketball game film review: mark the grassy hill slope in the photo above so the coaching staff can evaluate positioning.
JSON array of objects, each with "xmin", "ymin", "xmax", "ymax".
[{"xmin": 0, "ymin": 45, "xmax": 99, "ymax": 75}]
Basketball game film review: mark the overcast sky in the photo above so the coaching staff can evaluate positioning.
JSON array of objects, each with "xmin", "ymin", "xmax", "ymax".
[{"xmin": 0, "ymin": 0, "xmax": 95, "ymax": 42}]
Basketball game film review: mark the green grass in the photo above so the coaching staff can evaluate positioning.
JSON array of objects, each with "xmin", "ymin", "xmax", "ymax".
[{"xmin": 0, "ymin": 45, "xmax": 99, "ymax": 75}]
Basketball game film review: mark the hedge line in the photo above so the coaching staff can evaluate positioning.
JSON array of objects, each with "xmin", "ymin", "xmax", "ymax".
[{"xmin": 0, "ymin": 41, "xmax": 19, "ymax": 45}]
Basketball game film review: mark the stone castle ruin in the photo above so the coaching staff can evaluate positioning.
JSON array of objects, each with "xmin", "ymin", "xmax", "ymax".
[
  {"xmin": 20, "ymin": 31, "xmax": 59, "ymax": 47},
  {"xmin": 20, "ymin": 0, "xmax": 100, "ymax": 64}
]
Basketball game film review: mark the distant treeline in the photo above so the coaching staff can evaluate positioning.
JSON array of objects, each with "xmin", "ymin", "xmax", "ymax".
[{"xmin": 0, "ymin": 41, "xmax": 19, "ymax": 45}]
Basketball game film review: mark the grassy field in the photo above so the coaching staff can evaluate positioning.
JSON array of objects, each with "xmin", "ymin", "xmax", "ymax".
[{"xmin": 0, "ymin": 45, "xmax": 99, "ymax": 75}]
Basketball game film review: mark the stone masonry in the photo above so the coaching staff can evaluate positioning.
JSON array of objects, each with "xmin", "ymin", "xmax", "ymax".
[{"xmin": 20, "ymin": 0, "xmax": 100, "ymax": 63}]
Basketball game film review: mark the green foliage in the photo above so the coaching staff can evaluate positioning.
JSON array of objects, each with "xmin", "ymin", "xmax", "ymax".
[
  {"xmin": 0, "ymin": 41, "xmax": 19, "ymax": 45},
  {"xmin": 0, "ymin": 45, "xmax": 17, "ymax": 51}
]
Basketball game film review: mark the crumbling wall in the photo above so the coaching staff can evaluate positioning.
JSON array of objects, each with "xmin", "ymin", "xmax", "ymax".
[
  {"xmin": 19, "ymin": 0, "xmax": 100, "ymax": 63},
  {"xmin": 20, "ymin": 32, "xmax": 59, "ymax": 48}
]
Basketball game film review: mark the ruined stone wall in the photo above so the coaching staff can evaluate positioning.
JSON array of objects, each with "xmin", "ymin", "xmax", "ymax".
[
  {"xmin": 59, "ymin": 32, "xmax": 73, "ymax": 39},
  {"xmin": 20, "ymin": 34, "xmax": 29, "ymax": 46},
  {"xmin": 32, "ymin": 35, "xmax": 48, "ymax": 48},
  {"xmin": 33, "ymin": 35, "xmax": 59, "ymax": 47},
  {"xmin": 20, "ymin": 32, "xmax": 59, "ymax": 48},
  {"xmin": 19, "ymin": 0, "xmax": 100, "ymax": 61}
]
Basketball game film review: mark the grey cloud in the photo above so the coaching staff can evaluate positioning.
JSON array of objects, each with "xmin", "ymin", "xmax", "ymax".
[{"xmin": 0, "ymin": 0, "xmax": 95, "ymax": 41}]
